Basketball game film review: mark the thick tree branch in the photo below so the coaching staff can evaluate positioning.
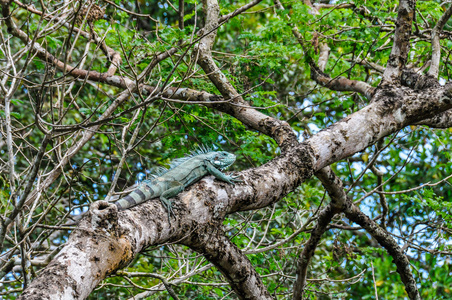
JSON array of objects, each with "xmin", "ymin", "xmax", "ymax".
[
  {"xmin": 382, "ymin": 0, "xmax": 416, "ymax": 84},
  {"xmin": 309, "ymin": 84, "xmax": 452, "ymax": 170},
  {"xmin": 18, "ymin": 80, "xmax": 452, "ymax": 298},
  {"xmin": 17, "ymin": 202, "xmax": 133, "ymax": 300},
  {"xmin": 416, "ymin": 109, "xmax": 452, "ymax": 128},
  {"xmin": 184, "ymin": 227, "xmax": 273, "ymax": 300}
]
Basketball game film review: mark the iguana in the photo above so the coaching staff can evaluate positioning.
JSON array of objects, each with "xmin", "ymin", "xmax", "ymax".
[{"xmin": 114, "ymin": 146, "xmax": 240, "ymax": 221}]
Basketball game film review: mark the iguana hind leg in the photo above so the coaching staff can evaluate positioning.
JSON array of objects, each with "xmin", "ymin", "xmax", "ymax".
[{"xmin": 160, "ymin": 181, "xmax": 184, "ymax": 223}]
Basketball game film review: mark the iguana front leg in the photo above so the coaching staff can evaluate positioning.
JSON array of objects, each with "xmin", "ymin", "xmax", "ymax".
[
  {"xmin": 160, "ymin": 181, "xmax": 184, "ymax": 223},
  {"xmin": 205, "ymin": 162, "xmax": 242, "ymax": 185}
]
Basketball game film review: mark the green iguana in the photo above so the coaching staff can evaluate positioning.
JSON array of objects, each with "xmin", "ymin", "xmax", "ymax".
[{"xmin": 114, "ymin": 146, "xmax": 240, "ymax": 221}]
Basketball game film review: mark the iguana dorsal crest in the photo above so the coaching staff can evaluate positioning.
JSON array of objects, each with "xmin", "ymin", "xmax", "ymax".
[
  {"xmin": 168, "ymin": 144, "xmax": 213, "ymax": 170},
  {"xmin": 147, "ymin": 145, "xmax": 213, "ymax": 179},
  {"xmin": 115, "ymin": 145, "xmax": 240, "ymax": 222}
]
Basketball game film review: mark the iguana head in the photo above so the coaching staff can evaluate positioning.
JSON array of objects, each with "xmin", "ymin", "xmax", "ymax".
[{"xmin": 207, "ymin": 151, "xmax": 236, "ymax": 170}]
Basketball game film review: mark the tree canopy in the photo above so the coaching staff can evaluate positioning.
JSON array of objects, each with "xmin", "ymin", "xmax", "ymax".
[{"xmin": 1, "ymin": 0, "xmax": 452, "ymax": 299}]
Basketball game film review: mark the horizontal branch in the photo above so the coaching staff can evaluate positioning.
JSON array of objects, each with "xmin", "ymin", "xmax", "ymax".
[
  {"xmin": 416, "ymin": 109, "xmax": 452, "ymax": 128},
  {"xmin": 308, "ymin": 84, "xmax": 452, "ymax": 170},
  {"xmin": 18, "ymin": 80, "xmax": 452, "ymax": 298},
  {"xmin": 310, "ymin": 62, "xmax": 375, "ymax": 100}
]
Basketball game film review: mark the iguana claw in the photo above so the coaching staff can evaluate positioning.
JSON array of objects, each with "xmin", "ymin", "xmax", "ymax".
[
  {"xmin": 225, "ymin": 173, "xmax": 242, "ymax": 185},
  {"xmin": 160, "ymin": 198, "xmax": 176, "ymax": 224},
  {"xmin": 230, "ymin": 173, "xmax": 243, "ymax": 181}
]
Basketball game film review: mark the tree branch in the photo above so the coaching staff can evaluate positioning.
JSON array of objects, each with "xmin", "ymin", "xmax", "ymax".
[
  {"xmin": 185, "ymin": 227, "xmax": 273, "ymax": 300},
  {"xmin": 293, "ymin": 167, "xmax": 346, "ymax": 299},
  {"xmin": 343, "ymin": 201, "xmax": 421, "ymax": 300},
  {"xmin": 17, "ymin": 202, "xmax": 133, "ymax": 300},
  {"xmin": 382, "ymin": 0, "xmax": 416, "ymax": 84},
  {"xmin": 297, "ymin": 168, "xmax": 421, "ymax": 300},
  {"xmin": 219, "ymin": 0, "xmax": 263, "ymax": 23},
  {"xmin": 310, "ymin": 62, "xmax": 375, "ymax": 100},
  {"xmin": 427, "ymin": 4, "xmax": 452, "ymax": 78},
  {"xmin": 416, "ymin": 109, "xmax": 452, "ymax": 128},
  {"xmin": 195, "ymin": 0, "xmax": 297, "ymax": 150}
]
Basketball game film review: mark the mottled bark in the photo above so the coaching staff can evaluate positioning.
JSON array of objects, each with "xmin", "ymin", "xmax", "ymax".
[
  {"xmin": 19, "ymin": 81, "xmax": 452, "ymax": 299},
  {"xmin": 309, "ymin": 84, "xmax": 452, "ymax": 170},
  {"xmin": 417, "ymin": 109, "xmax": 452, "ymax": 128},
  {"xmin": 18, "ymin": 202, "xmax": 133, "ymax": 300},
  {"xmin": 382, "ymin": 0, "xmax": 416, "ymax": 84},
  {"xmin": 185, "ymin": 228, "xmax": 273, "ymax": 300},
  {"xmin": 8, "ymin": 0, "xmax": 452, "ymax": 299}
]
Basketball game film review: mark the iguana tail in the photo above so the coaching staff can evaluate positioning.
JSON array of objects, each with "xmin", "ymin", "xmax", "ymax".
[{"xmin": 115, "ymin": 180, "xmax": 157, "ymax": 210}]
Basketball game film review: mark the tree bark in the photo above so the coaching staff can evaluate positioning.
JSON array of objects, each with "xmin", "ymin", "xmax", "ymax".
[{"xmin": 19, "ymin": 80, "xmax": 452, "ymax": 298}]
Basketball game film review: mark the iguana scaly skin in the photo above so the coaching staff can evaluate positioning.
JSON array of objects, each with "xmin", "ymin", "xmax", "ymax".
[{"xmin": 115, "ymin": 147, "xmax": 240, "ymax": 221}]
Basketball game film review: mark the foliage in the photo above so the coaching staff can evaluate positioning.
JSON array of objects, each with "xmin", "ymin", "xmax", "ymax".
[{"xmin": 1, "ymin": 0, "xmax": 452, "ymax": 299}]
